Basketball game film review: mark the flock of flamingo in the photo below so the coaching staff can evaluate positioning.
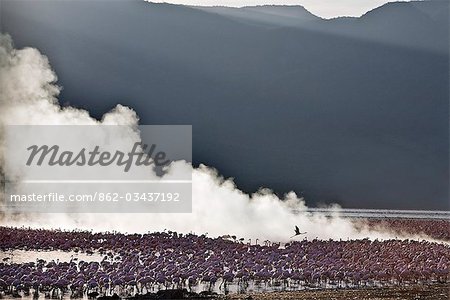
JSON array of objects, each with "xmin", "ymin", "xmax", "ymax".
[
  {"xmin": 360, "ymin": 218, "xmax": 450, "ymax": 241},
  {"xmin": 0, "ymin": 221, "xmax": 449, "ymax": 299}
]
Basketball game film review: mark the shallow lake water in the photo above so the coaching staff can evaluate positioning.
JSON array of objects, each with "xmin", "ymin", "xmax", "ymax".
[
  {"xmin": 0, "ymin": 249, "xmax": 103, "ymax": 264},
  {"xmin": 298, "ymin": 209, "xmax": 450, "ymax": 219}
]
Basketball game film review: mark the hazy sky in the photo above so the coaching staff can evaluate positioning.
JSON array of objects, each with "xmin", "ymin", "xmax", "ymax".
[{"xmin": 149, "ymin": 0, "xmax": 414, "ymax": 18}]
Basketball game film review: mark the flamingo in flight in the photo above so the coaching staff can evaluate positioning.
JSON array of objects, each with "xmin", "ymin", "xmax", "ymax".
[{"xmin": 291, "ymin": 225, "xmax": 307, "ymax": 238}]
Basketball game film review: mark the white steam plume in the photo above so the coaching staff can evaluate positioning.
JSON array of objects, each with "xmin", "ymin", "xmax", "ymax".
[{"xmin": 0, "ymin": 33, "xmax": 433, "ymax": 242}]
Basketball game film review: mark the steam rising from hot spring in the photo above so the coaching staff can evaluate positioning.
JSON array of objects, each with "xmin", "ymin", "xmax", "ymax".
[{"xmin": 0, "ymin": 33, "xmax": 427, "ymax": 242}]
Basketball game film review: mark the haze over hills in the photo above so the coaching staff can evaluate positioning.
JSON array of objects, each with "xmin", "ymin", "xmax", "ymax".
[
  {"xmin": 1, "ymin": 0, "xmax": 448, "ymax": 210},
  {"xmin": 198, "ymin": 1, "xmax": 448, "ymax": 53},
  {"xmin": 195, "ymin": 5, "xmax": 321, "ymax": 27}
]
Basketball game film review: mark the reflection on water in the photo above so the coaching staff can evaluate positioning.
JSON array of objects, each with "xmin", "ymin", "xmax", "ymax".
[
  {"xmin": 0, "ymin": 249, "xmax": 103, "ymax": 263},
  {"xmin": 2, "ymin": 294, "xmax": 91, "ymax": 300},
  {"xmin": 0, "ymin": 249, "xmax": 339, "ymax": 299}
]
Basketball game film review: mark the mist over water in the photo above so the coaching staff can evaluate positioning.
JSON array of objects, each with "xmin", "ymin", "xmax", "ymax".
[{"xmin": 0, "ymin": 33, "xmax": 445, "ymax": 243}]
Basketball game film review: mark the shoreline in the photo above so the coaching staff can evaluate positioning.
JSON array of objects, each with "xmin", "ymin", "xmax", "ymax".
[{"xmin": 226, "ymin": 283, "xmax": 450, "ymax": 300}]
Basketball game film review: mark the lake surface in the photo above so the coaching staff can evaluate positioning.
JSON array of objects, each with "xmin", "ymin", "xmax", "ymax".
[
  {"xmin": 297, "ymin": 209, "xmax": 450, "ymax": 219},
  {"xmin": 0, "ymin": 249, "xmax": 103, "ymax": 264}
]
